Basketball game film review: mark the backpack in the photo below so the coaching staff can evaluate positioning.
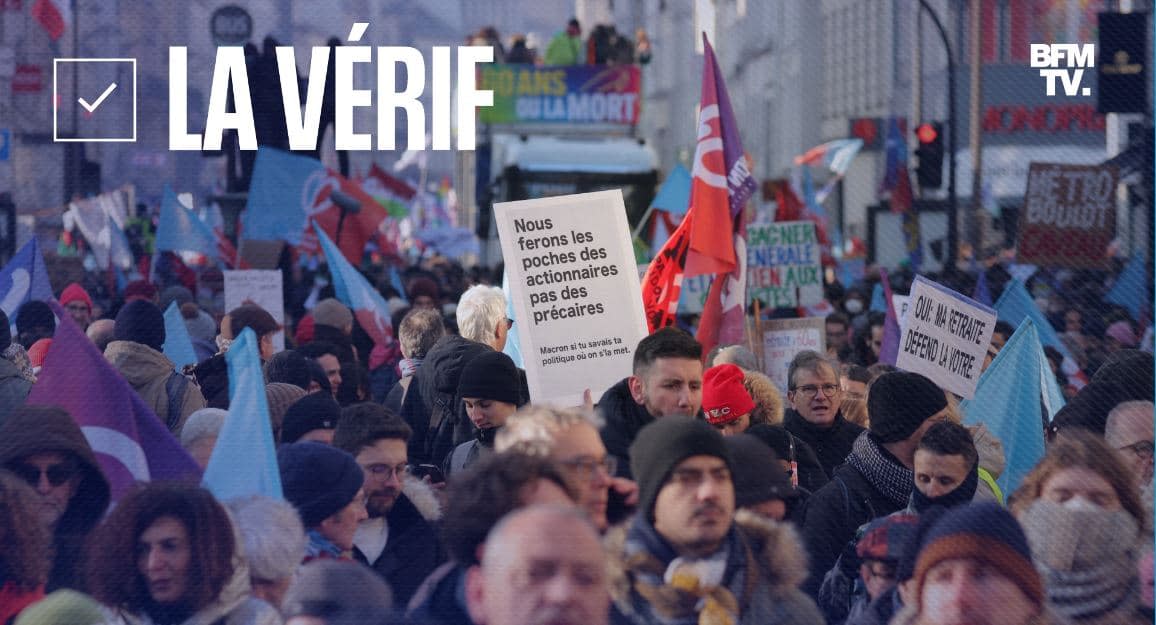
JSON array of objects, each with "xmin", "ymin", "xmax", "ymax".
[
  {"xmin": 164, "ymin": 371, "xmax": 189, "ymax": 432},
  {"xmin": 816, "ymin": 476, "xmax": 879, "ymax": 625}
]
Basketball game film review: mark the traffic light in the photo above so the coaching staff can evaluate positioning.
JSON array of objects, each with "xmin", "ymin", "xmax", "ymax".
[{"xmin": 914, "ymin": 122, "xmax": 944, "ymax": 189}]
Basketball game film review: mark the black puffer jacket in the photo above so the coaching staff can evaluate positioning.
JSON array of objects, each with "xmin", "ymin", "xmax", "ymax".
[
  {"xmin": 597, "ymin": 378, "xmax": 655, "ymax": 479},
  {"xmin": 782, "ymin": 409, "xmax": 864, "ymax": 479},
  {"xmin": 401, "ymin": 335, "xmax": 492, "ymax": 467}
]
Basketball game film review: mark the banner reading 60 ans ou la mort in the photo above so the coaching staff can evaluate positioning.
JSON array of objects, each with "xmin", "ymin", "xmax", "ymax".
[{"xmin": 478, "ymin": 65, "xmax": 641, "ymax": 125}]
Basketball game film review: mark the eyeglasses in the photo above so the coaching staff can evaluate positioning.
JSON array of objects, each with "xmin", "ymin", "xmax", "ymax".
[
  {"xmin": 1121, "ymin": 440, "xmax": 1154, "ymax": 461},
  {"xmin": 65, "ymin": 303, "xmax": 90, "ymax": 313},
  {"xmin": 505, "ymin": 318, "xmax": 515, "ymax": 330},
  {"xmin": 559, "ymin": 456, "xmax": 617, "ymax": 482},
  {"xmin": 791, "ymin": 384, "xmax": 840, "ymax": 398},
  {"xmin": 11, "ymin": 461, "xmax": 79, "ymax": 487},
  {"xmin": 362, "ymin": 463, "xmax": 410, "ymax": 480}
]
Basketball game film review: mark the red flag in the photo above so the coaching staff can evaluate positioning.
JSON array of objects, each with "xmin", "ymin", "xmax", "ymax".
[
  {"xmin": 32, "ymin": 0, "xmax": 69, "ymax": 41},
  {"xmin": 691, "ymin": 36, "xmax": 758, "ymax": 355},
  {"xmin": 300, "ymin": 174, "xmax": 389, "ymax": 264},
  {"xmin": 641, "ymin": 214, "xmax": 692, "ymax": 333}
]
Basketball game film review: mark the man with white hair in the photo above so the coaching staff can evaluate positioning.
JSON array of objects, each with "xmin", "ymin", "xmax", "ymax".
[
  {"xmin": 466, "ymin": 505, "xmax": 610, "ymax": 625},
  {"xmin": 179, "ymin": 407, "xmax": 227, "ymax": 469},
  {"xmin": 1106, "ymin": 400, "xmax": 1155, "ymax": 496},
  {"xmin": 496, "ymin": 406, "xmax": 637, "ymax": 531},
  {"xmin": 226, "ymin": 495, "xmax": 308, "ymax": 612},
  {"xmin": 400, "ymin": 285, "xmax": 526, "ymax": 467}
]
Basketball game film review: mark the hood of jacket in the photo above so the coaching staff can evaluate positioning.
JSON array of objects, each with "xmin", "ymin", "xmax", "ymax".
[
  {"xmin": 105, "ymin": 340, "xmax": 175, "ymax": 387},
  {"xmin": 401, "ymin": 475, "xmax": 443, "ymax": 522},
  {"xmin": 0, "ymin": 406, "xmax": 110, "ymax": 536},
  {"xmin": 417, "ymin": 335, "xmax": 492, "ymax": 408},
  {"xmin": 597, "ymin": 378, "xmax": 656, "ymax": 473},
  {"xmin": 968, "ymin": 422, "xmax": 1006, "ymax": 479}
]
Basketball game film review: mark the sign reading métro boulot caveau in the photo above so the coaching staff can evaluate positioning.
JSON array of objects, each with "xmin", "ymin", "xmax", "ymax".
[
  {"xmin": 1017, "ymin": 162, "xmax": 1117, "ymax": 269},
  {"xmin": 896, "ymin": 275, "xmax": 997, "ymax": 400}
]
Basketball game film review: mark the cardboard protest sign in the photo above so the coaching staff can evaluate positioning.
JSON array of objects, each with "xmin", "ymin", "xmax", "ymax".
[
  {"xmin": 896, "ymin": 275, "xmax": 996, "ymax": 399},
  {"xmin": 1018, "ymin": 163, "xmax": 1117, "ymax": 268},
  {"xmin": 747, "ymin": 221, "xmax": 823, "ymax": 309},
  {"xmin": 762, "ymin": 318, "xmax": 826, "ymax": 392},
  {"xmin": 495, "ymin": 190, "xmax": 648, "ymax": 406},
  {"xmin": 224, "ymin": 270, "xmax": 286, "ymax": 352}
]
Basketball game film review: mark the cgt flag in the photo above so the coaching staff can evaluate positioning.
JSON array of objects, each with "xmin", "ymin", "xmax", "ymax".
[{"xmin": 27, "ymin": 300, "xmax": 201, "ymax": 501}]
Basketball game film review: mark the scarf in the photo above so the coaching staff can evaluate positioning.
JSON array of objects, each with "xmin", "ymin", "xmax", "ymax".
[
  {"xmin": 620, "ymin": 516, "xmax": 751, "ymax": 625},
  {"xmin": 3, "ymin": 343, "xmax": 35, "ymax": 383},
  {"xmin": 845, "ymin": 432, "xmax": 912, "ymax": 507},
  {"xmin": 909, "ymin": 462, "xmax": 979, "ymax": 513},
  {"xmin": 399, "ymin": 357, "xmax": 423, "ymax": 378},
  {"xmin": 1019, "ymin": 500, "xmax": 1141, "ymax": 621},
  {"xmin": 305, "ymin": 529, "xmax": 344, "ymax": 560}
]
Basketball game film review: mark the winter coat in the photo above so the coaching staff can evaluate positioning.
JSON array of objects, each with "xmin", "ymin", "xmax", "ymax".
[
  {"xmin": 105, "ymin": 340, "xmax": 206, "ymax": 433},
  {"xmin": 406, "ymin": 562, "xmax": 472, "ymax": 625},
  {"xmin": 798, "ymin": 436, "xmax": 910, "ymax": 599},
  {"xmin": 607, "ymin": 510, "xmax": 824, "ymax": 625},
  {"xmin": 402, "ymin": 335, "xmax": 492, "ymax": 466},
  {"xmin": 353, "ymin": 477, "xmax": 446, "ymax": 608},
  {"xmin": 598, "ymin": 378, "xmax": 656, "ymax": 479},
  {"xmin": 191, "ymin": 353, "xmax": 230, "ymax": 409},
  {"xmin": 0, "ymin": 358, "xmax": 31, "ymax": 426},
  {"xmin": 101, "ymin": 525, "xmax": 281, "ymax": 625},
  {"xmin": 782, "ymin": 409, "xmax": 864, "ymax": 479},
  {"xmin": 0, "ymin": 406, "xmax": 111, "ymax": 592},
  {"xmin": 544, "ymin": 32, "xmax": 583, "ymax": 65},
  {"xmin": 847, "ymin": 587, "xmax": 901, "ymax": 625}
]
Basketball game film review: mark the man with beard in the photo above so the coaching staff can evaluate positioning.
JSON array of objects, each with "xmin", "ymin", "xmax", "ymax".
[
  {"xmin": 599, "ymin": 328, "xmax": 704, "ymax": 479},
  {"xmin": 333, "ymin": 402, "xmax": 444, "ymax": 607},
  {"xmin": 606, "ymin": 417, "xmax": 823, "ymax": 625},
  {"xmin": 782, "ymin": 350, "xmax": 864, "ymax": 478}
]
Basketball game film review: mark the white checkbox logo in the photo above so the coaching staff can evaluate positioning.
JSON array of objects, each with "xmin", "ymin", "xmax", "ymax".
[{"xmin": 53, "ymin": 58, "xmax": 137, "ymax": 142}]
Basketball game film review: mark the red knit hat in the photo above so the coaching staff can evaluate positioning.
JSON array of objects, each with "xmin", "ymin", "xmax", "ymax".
[
  {"xmin": 60, "ymin": 283, "xmax": 93, "ymax": 311},
  {"xmin": 702, "ymin": 364, "xmax": 756, "ymax": 425}
]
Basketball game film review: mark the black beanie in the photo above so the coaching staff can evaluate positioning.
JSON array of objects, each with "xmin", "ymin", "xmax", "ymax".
[
  {"xmin": 278, "ymin": 441, "xmax": 365, "ymax": 527},
  {"xmin": 15, "ymin": 300, "xmax": 55, "ymax": 337},
  {"xmin": 629, "ymin": 416, "xmax": 732, "ymax": 521},
  {"xmin": 114, "ymin": 300, "xmax": 166, "ymax": 351},
  {"xmin": 867, "ymin": 371, "xmax": 947, "ymax": 443},
  {"xmin": 281, "ymin": 393, "xmax": 342, "ymax": 444},
  {"xmin": 457, "ymin": 351, "xmax": 521, "ymax": 405},
  {"xmin": 725, "ymin": 434, "xmax": 795, "ymax": 507}
]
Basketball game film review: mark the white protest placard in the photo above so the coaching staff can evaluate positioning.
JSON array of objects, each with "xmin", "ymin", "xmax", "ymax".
[
  {"xmin": 495, "ymin": 190, "xmax": 648, "ymax": 406},
  {"xmin": 747, "ymin": 221, "xmax": 824, "ymax": 308},
  {"xmin": 896, "ymin": 275, "xmax": 996, "ymax": 399},
  {"xmin": 224, "ymin": 270, "xmax": 285, "ymax": 352},
  {"xmin": 762, "ymin": 317, "xmax": 827, "ymax": 392}
]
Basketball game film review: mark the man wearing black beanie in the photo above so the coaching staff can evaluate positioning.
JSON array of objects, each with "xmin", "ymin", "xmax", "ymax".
[
  {"xmin": 105, "ymin": 300, "xmax": 206, "ymax": 433},
  {"xmin": 606, "ymin": 416, "xmax": 823, "ymax": 625},
  {"xmin": 799, "ymin": 371, "xmax": 949, "ymax": 602}
]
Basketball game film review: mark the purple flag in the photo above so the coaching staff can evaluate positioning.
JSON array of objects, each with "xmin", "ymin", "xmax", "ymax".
[
  {"xmin": 878, "ymin": 268, "xmax": 901, "ymax": 366},
  {"xmin": 26, "ymin": 300, "xmax": 201, "ymax": 501}
]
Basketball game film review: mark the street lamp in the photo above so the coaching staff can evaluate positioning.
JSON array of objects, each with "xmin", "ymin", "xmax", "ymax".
[{"xmin": 917, "ymin": 0, "xmax": 958, "ymax": 273}]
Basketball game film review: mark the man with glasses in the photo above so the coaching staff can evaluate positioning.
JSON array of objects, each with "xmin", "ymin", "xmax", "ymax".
[
  {"xmin": 59, "ymin": 283, "xmax": 95, "ymax": 331},
  {"xmin": 1106, "ymin": 400, "xmax": 1155, "ymax": 496},
  {"xmin": 607, "ymin": 416, "xmax": 823, "ymax": 625},
  {"xmin": 782, "ymin": 350, "xmax": 865, "ymax": 479},
  {"xmin": 0, "ymin": 405, "xmax": 110, "ymax": 591},
  {"xmin": 497, "ymin": 405, "xmax": 636, "ymax": 531},
  {"xmin": 332, "ymin": 402, "xmax": 445, "ymax": 607}
]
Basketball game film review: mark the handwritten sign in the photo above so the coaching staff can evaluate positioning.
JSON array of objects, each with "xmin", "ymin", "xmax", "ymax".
[
  {"xmin": 747, "ymin": 221, "xmax": 823, "ymax": 309},
  {"xmin": 762, "ymin": 317, "xmax": 827, "ymax": 392},
  {"xmin": 1018, "ymin": 163, "xmax": 1117, "ymax": 268},
  {"xmin": 224, "ymin": 270, "xmax": 285, "ymax": 352},
  {"xmin": 896, "ymin": 275, "xmax": 996, "ymax": 399},
  {"xmin": 495, "ymin": 190, "xmax": 648, "ymax": 406}
]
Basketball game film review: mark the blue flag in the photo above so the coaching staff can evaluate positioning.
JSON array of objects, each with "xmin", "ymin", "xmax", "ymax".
[
  {"xmin": 1106, "ymin": 256, "xmax": 1147, "ymax": 321},
  {"xmin": 994, "ymin": 280, "xmax": 1070, "ymax": 361},
  {"xmin": 651, "ymin": 164, "xmax": 692, "ymax": 217},
  {"xmin": 203, "ymin": 328, "xmax": 283, "ymax": 501},
  {"xmin": 315, "ymin": 224, "xmax": 395, "ymax": 348},
  {"xmin": 0, "ymin": 238, "xmax": 53, "ymax": 319},
  {"xmin": 155, "ymin": 186, "xmax": 217, "ymax": 258},
  {"xmin": 162, "ymin": 302, "xmax": 198, "ymax": 370},
  {"xmin": 501, "ymin": 270, "xmax": 524, "ymax": 368},
  {"xmin": 960, "ymin": 319, "xmax": 1065, "ymax": 495},
  {"xmin": 389, "ymin": 265, "xmax": 408, "ymax": 305},
  {"xmin": 243, "ymin": 147, "xmax": 326, "ymax": 243},
  {"xmin": 869, "ymin": 282, "xmax": 887, "ymax": 313}
]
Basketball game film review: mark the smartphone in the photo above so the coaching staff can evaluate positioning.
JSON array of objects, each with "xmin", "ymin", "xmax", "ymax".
[{"xmin": 408, "ymin": 463, "xmax": 446, "ymax": 484}]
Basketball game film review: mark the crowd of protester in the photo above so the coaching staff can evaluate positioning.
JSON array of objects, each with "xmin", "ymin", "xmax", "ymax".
[
  {"xmin": 0, "ymin": 247, "xmax": 1151, "ymax": 625},
  {"xmin": 467, "ymin": 18, "xmax": 651, "ymax": 67}
]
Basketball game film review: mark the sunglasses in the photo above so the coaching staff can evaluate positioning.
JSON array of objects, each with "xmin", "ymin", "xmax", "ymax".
[{"xmin": 11, "ymin": 461, "xmax": 79, "ymax": 487}]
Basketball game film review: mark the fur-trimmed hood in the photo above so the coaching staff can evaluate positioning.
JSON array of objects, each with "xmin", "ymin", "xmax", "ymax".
[{"xmin": 401, "ymin": 475, "xmax": 442, "ymax": 522}]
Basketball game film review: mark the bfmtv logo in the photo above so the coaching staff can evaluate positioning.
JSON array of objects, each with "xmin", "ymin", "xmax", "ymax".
[{"xmin": 1030, "ymin": 44, "xmax": 1095, "ymax": 97}]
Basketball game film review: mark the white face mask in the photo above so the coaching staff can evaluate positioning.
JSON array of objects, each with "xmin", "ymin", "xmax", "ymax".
[
  {"xmin": 1061, "ymin": 496, "xmax": 1100, "ymax": 512},
  {"xmin": 844, "ymin": 299, "xmax": 864, "ymax": 315}
]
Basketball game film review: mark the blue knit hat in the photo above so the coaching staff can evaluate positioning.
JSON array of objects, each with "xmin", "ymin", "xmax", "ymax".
[
  {"xmin": 114, "ymin": 300, "xmax": 165, "ymax": 351},
  {"xmin": 278, "ymin": 441, "xmax": 364, "ymax": 527}
]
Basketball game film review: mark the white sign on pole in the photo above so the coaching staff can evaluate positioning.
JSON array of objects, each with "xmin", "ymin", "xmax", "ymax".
[
  {"xmin": 896, "ymin": 275, "xmax": 997, "ymax": 399},
  {"xmin": 762, "ymin": 317, "xmax": 827, "ymax": 392},
  {"xmin": 224, "ymin": 270, "xmax": 286, "ymax": 352},
  {"xmin": 495, "ymin": 190, "xmax": 648, "ymax": 406}
]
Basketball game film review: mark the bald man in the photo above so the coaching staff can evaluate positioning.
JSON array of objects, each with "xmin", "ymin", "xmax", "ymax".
[
  {"xmin": 466, "ymin": 505, "xmax": 609, "ymax": 625},
  {"xmin": 1106, "ymin": 400, "xmax": 1155, "ymax": 492}
]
